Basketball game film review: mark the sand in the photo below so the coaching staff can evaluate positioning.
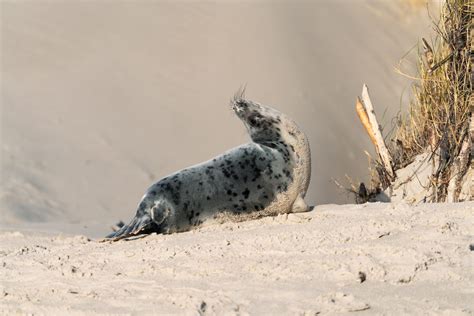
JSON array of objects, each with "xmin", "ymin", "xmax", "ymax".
[{"xmin": 1, "ymin": 201, "xmax": 473, "ymax": 315}]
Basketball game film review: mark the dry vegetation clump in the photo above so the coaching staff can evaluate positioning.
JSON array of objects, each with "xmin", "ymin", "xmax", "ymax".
[{"xmin": 353, "ymin": 0, "xmax": 472, "ymax": 203}]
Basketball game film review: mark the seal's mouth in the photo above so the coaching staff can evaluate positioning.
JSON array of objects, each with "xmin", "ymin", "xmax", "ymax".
[
  {"xmin": 231, "ymin": 87, "xmax": 247, "ymax": 113},
  {"xmin": 231, "ymin": 97, "xmax": 247, "ymax": 114}
]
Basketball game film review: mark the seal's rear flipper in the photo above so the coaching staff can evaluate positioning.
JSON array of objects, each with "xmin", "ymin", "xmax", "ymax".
[
  {"xmin": 105, "ymin": 214, "xmax": 154, "ymax": 241},
  {"xmin": 291, "ymin": 194, "xmax": 312, "ymax": 213}
]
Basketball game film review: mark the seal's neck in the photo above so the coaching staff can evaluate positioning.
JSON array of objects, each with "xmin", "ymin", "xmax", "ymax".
[{"xmin": 277, "ymin": 116, "xmax": 312, "ymax": 196}]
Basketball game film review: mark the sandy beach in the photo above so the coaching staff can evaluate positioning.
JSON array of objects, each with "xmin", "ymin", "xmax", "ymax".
[{"xmin": 1, "ymin": 201, "xmax": 473, "ymax": 315}]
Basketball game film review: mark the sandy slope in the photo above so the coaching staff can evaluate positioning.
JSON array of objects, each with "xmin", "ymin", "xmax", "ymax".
[
  {"xmin": 1, "ymin": 201, "xmax": 473, "ymax": 315},
  {"xmin": 1, "ymin": 1, "xmax": 434, "ymax": 226}
]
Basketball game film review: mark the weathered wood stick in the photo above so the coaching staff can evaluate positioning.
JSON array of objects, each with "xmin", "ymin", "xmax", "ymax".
[
  {"xmin": 446, "ymin": 134, "xmax": 469, "ymax": 202},
  {"xmin": 360, "ymin": 84, "xmax": 395, "ymax": 179},
  {"xmin": 469, "ymin": 109, "xmax": 473, "ymax": 200},
  {"xmin": 356, "ymin": 97, "xmax": 378, "ymax": 147}
]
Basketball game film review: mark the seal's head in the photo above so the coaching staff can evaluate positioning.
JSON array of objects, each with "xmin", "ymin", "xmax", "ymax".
[
  {"xmin": 230, "ymin": 90, "xmax": 299, "ymax": 145},
  {"xmin": 231, "ymin": 90, "xmax": 285, "ymax": 143}
]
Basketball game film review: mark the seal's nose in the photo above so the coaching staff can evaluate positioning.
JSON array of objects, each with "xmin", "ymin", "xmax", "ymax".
[
  {"xmin": 231, "ymin": 99, "xmax": 246, "ymax": 114},
  {"xmin": 235, "ymin": 100, "xmax": 249, "ymax": 111}
]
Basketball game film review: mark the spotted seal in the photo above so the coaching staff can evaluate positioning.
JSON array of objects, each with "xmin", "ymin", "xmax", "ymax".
[{"xmin": 106, "ymin": 91, "xmax": 311, "ymax": 241}]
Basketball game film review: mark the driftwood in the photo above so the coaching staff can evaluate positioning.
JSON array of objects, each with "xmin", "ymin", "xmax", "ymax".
[
  {"xmin": 356, "ymin": 98, "xmax": 377, "ymax": 149},
  {"xmin": 447, "ymin": 116, "xmax": 472, "ymax": 202},
  {"xmin": 356, "ymin": 84, "xmax": 395, "ymax": 180},
  {"xmin": 353, "ymin": 87, "xmax": 472, "ymax": 203}
]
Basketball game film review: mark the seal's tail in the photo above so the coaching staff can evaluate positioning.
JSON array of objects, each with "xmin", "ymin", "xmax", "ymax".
[{"xmin": 105, "ymin": 213, "xmax": 155, "ymax": 241}]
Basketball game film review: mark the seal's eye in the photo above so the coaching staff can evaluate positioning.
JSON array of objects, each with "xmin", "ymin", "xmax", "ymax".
[
  {"xmin": 248, "ymin": 112, "xmax": 265, "ymax": 127},
  {"xmin": 237, "ymin": 101, "xmax": 248, "ymax": 108}
]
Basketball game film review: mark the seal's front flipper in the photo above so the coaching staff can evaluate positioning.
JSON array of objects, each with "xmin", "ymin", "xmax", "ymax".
[
  {"xmin": 105, "ymin": 213, "xmax": 154, "ymax": 241},
  {"xmin": 105, "ymin": 200, "xmax": 171, "ymax": 241},
  {"xmin": 291, "ymin": 193, "xmax": 312, "ymax": 213}
]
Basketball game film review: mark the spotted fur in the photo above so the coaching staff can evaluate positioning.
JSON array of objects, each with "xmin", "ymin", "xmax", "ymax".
[{"xmin": 106, "ymin": 92, "xmax": 311, "ymax": 240}]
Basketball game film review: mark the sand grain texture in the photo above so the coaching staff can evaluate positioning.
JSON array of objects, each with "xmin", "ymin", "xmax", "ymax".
[{"xmin": 1, "ymin": 202, "xmax": 473, "ymax": 315}]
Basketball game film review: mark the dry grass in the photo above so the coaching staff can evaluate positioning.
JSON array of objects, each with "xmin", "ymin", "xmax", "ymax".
[
  {"xmin": 391, "ymin": 0, "xmax": 472, "ymax": 201},
  {"xmin": 349, "ymin": 0, "xmax": 472, "ymax": 203}
]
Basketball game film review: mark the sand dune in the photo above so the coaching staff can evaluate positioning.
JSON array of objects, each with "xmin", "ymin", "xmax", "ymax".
[{"xmin": 2, "ymin": 1, "xmax": 434, "ymax": 229}]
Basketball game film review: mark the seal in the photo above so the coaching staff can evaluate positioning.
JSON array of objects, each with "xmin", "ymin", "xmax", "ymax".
[{"xmin": 106, "ymin": 91, "xmax": 311, "ymax": 241}]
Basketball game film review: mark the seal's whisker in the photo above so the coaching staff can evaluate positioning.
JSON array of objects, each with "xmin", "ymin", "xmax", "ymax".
[{"xmin": 233, "ymin": 84, "xmax": 247, "ymax": 104}]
